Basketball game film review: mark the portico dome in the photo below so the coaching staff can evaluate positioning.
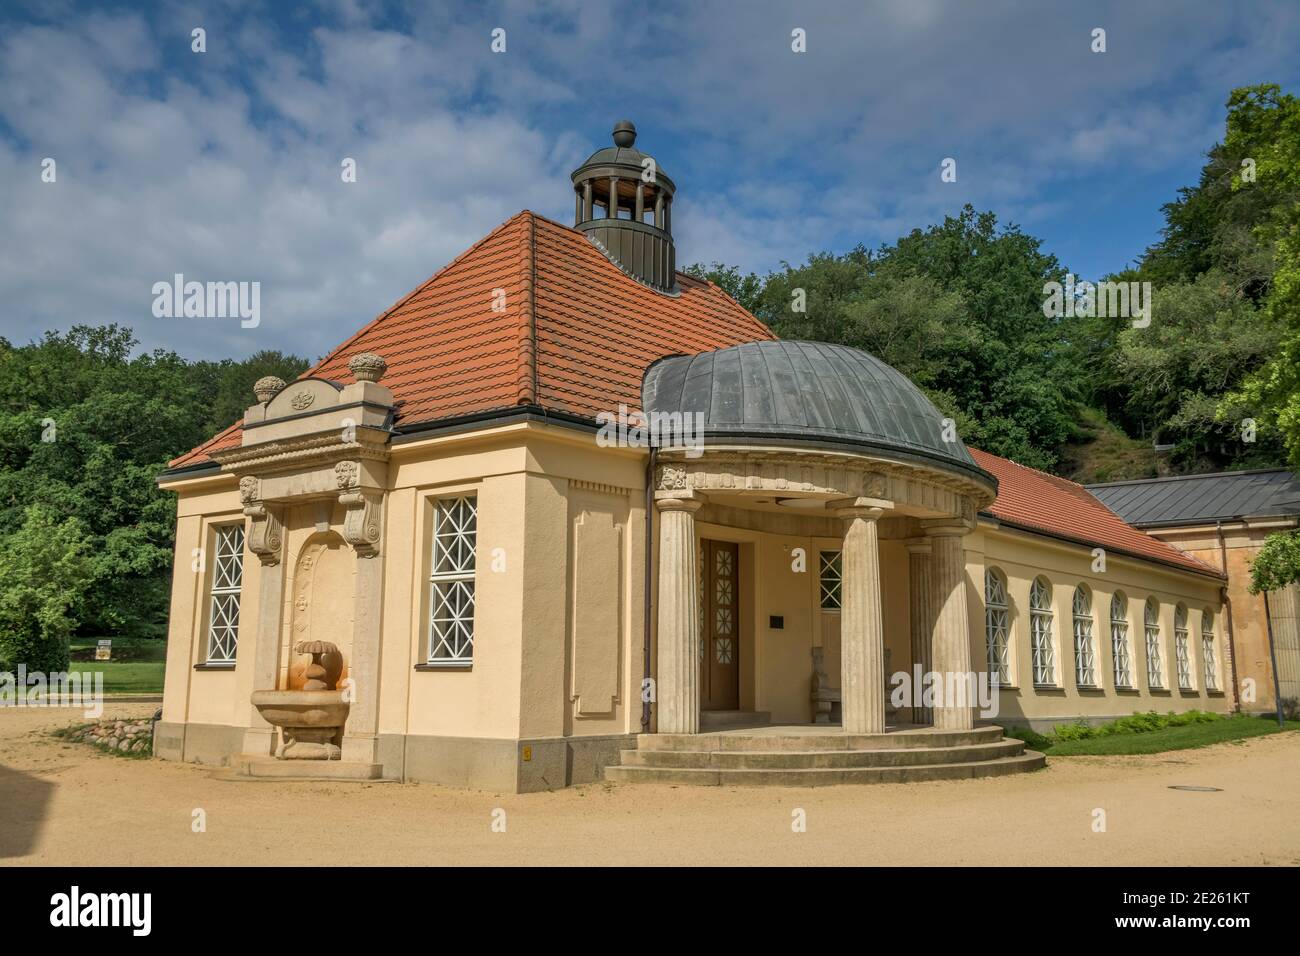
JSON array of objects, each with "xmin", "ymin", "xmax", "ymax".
[{"xmin": 642, "ymin": 339, "xmax": 994, "ymax": 488}]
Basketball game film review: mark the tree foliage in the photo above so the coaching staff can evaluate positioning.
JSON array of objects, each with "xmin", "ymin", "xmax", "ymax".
[
  {"xmin": 691, "ymin": 206, "xmax": 1077, "ymax": 469},
  {"xmin": 0, "ymin": 505, "xmax": 93, "ymax": 672},
  {"xmin": 0, "ymin": 326, "xmax": 308, "ymax": 640},
  {"xmin": 687, "ymin": 84, "xmax": 1297, "ymax": 478},
  {"xmin": 1249, "ymin": 529, "xmax": 1300, "ymax": 594},
  {"xmin": 1216, "ymin": 85, "xmax": 1300, "ymax": 469}
]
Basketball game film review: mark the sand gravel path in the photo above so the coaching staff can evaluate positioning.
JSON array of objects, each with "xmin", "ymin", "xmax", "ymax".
[{"xmin": 2, "ymin": 705, "xmax": 1297, "ymax": 866}]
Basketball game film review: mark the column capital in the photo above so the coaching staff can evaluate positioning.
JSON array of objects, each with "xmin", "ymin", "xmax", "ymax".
[
  {"xmin": 830, "ymin": 496, "xmax": 891, "ymax": 521},
  {"xmin": 904, "ymin": 538, "xmax": 933, "ymax": 555},
  {"xmin": 921, "ymin": 517, "xmax": 972, "ymax": 537},
  {"xmin": 655, "ymin": 493, "xmax": 702, "ymax": 514}
]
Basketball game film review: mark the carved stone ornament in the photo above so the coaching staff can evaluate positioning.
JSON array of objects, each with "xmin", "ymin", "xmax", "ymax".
[
  {"xmin": 334, "ymin": 460, "xmax": 360, "ymax": 490},
  {"xmin": 339, "ymin": 490, "xmax": 382, "ymax": 557},
  {"xmin": 656, "ymin": 464, "xmax": 689, "ymax": 491},
  {"xmin": 238, "ymin": 475, "xmax": 260, "ymax": 504},
  {"xmin": 961, "ymin": 497, "xmax": 977, "ymax": 525},
  {"xmin": 861, "ymin": 470, "xmax": 888, "ymax": 499},
  {"xmin": 243, "ymin": 502, "xmax": 284, "ymax": 565},
  {"xmin": 289, "ymin": 390, "xmax": 316, "ymax": 411},
  {"xmin": 253, "ymin": 376, "xmax": 286, "ymax": 403},
  {"xmin": 348, "ymin": 352, "xmax": 388, "ymax": 383}
]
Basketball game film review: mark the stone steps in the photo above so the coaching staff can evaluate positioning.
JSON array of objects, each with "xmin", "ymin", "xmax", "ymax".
[
  {"xmin": 639, "ymin": 724, "xmax": 1004, "ymax": 752},
  {"xmin": 699, "ymin": 710, "xmax": 772, "ymax": 731},
  {"xmin": 605, "ymin": 725, "xmax": 1045, "ymax": 786},
  {"xmin": 227, "ymin": 755, "xmax": 385, "ymax": 781},
  {"xmin": 619, "ymin": 738, "xmax": 1026, "ymax": 770},
  {"xmin": 604, "ymin": 751, "xmax": 1045, "ymax": 786}
]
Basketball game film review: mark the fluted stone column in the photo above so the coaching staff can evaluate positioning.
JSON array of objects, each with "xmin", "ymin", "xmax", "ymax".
[
  {"xmin": 906, "ymin": 540, "xmax": 935, "ymax": 725},
  {"xmin": 834, "ymin": 499, "xmax": 889, "ymax": 735},
  {"xmin": 924, "ymin": 520, "xmax": 974, "ymax": 731},
  {"xmin": 656, "ymin": 495, "xmax": 702, "ymax": 734}
]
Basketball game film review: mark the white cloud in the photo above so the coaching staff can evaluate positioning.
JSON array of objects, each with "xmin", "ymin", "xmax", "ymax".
[{"xmin": 1, "ymin": 0, "xmax": 1298, "ymax": 360}]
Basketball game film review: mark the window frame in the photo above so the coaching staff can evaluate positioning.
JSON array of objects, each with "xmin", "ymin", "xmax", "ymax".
[
  {"xmin": 1029, "ymin": 576, "xmax": 1056, "ymax": 687},
  {"xmin": 819, "ymin": 550, "xmax": 842, "ymax": 612},
  {"xmin": 1072, "ymin": 584, "xmax": 1098, "ymax": 688},
  {"xmin": 1144, "ymin": 598, "xmax": 1164, "ymax": 689},
  {"xmin": 1201, "ymin": 609, "xmax": 1219, "ymax": 692},
  {"xmin": 1174, "ymin": 603, "xmax": 1194, "ymax": 690},
  {"xmin": 426, "ymin": 494, "xmax": 478, "ymax": 666},
  {"xmin": 984, "ymin": 568, "xmax": 1011, "ymax": 687},
  {"xmin": 1110, "ymin": 591, "xmax": 1133, "ymax": 689},
  {"xmin": 203, "ymin": 522, "xmax": 245, "ymax": 665}
]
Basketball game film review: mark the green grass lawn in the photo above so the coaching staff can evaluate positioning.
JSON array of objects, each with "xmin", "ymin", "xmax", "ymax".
[
  {"xmin": 63, "ymin": 636, "xmax": 167, "ymax": 695},
  {"xmin": 68, "ymin": 661, "xmax": 165, "ymax": 695},
  {"xmin": 1006, "ymin": 715, "xmax": 1300, "ymax": 756}
]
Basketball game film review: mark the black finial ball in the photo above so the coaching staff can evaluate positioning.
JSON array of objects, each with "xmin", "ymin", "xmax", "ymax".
[{"xmin": 612, "ymin": 120, "xmax": 637, "ymax": 148}]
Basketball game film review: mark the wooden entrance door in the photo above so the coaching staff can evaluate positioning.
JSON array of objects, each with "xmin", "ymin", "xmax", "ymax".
[{"xmin": 702, "ymin": 540, "xmax": 740, "ymax": 710}]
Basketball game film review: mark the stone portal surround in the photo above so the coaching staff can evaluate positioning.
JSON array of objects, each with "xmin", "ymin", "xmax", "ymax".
[
  {"xmin": 653, "ymin": 449, "xmax": 994, "ymax": 735},
  {"xmin": 210, "ymin": 359, "xmax": 396, "ymax": 766}
]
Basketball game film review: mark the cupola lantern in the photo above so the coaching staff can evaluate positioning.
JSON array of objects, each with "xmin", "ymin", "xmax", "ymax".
[{"xmin": 570, "ymin": 120, "xmax": 677, "ymax": 293}]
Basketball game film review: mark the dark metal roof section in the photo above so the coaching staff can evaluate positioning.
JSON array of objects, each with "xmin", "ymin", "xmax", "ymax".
[
  {"xmin": 571, "ymin": 121, "xmax": 678, "ymax": 293},
  {"xmin": 1087, "ymin": 469, "xmax": 1300, "ymax": 528},
  {"xmin": 642, "ymin": 340, "xmax": 994, "ymax": 486}
]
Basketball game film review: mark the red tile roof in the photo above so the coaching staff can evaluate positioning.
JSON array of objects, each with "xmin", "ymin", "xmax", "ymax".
[
  {"xmin": 166, "ymin": 210, "xmax": 1219, "ymax": 581},
  {"xmin": 168, "ymin": 210, "xmax": 774, "ymax": 468},
  {"xmin": 971, "ymin": 449, "xmax": 1222, "ymax": 577}
]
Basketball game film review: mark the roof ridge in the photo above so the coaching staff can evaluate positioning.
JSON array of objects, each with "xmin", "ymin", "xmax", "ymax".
[
  {"xmin": 304, "ymin": 210, "xmax": 534, "ymax": 381},
  {"xmin": 514, "ymin": 211, "xmax": 538, "ymax": 404},
  {"xmin": 969, "ymin": 446, "xmax": 1221, "ymax": 577},
  {"xmin": 976, "ymin": 447, "xmax": 1088, "ymax": 491},
  {"xmin": 530, "ymin": 213, "xmax": 775, "ymax": 339},
  {"xmin": 1086, "ymin": 467, "xmax": 1295, "ymax": 487}
]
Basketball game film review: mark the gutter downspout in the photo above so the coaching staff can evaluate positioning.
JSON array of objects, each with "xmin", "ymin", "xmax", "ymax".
[
  {"xmin": 1216, "ymin": 521, "xmax": 1241, "ymax": 712},
  {"xmin": 1264, "ymin": 590, "xmax": 1286, "ymax": 728},
  {"xmin": 642, "ymin": 445, "xmax": 656, "ymax": 733}
]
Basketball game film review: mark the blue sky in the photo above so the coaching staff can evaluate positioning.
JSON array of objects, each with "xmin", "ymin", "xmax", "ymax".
[{"xmin": 2, "ymin": 0, "xmax": 1298, "ymax": 361}]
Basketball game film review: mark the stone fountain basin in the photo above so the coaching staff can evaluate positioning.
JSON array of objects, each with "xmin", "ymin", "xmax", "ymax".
[{"xmin": 250, "ymin": 689, "xmax": 349, "ymax": 729}]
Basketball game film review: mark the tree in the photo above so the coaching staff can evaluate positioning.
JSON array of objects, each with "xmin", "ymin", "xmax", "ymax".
[
  {"xmin": 0, "ymin": 505, "xmax": 92, "ymax": 672},
  {"xmin": 196, "ymin": 350, "xmax": 311, "ymax": 435},
  {"xmin": 0, "ymin": 326, "xmax": 307, "ymax": 640},
  {"xmin": 1218, "ymin": 85, "xmax": 1300, "ymax": 468},
  {"xmin": 1111, "ymin": 272, "xmax": 1284, "ymax": 469},
  {"xmin": 745, "ymin": 207, "xmax": 1078, "ymax": 469},
  {"xmin": 1249, "ymin": 529, "xmax": 1300, "ymax": 594}
]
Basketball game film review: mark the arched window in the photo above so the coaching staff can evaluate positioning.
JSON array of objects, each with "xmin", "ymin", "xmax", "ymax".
[
  {"xmin": 1029, "ymin": 577, "xmax": 1056, "ymax": 686},
  {"xmin": 1110, "ymin": 591, "xmax": 1133, "ymax": 688},
  {"xmin": 1144, "ymin": 598, "xmax": 1163, "ymax": 689},
  {"xmin": 1073, "ymin": 585, "xmax": 1097, "ymax": 687},
  {"xmin": 1201, "ymin": 610, "xmax": 1219, "ymax": 691},
  {"xmin": 985, "ymin": 569, "xmax": 1010, "ymax": 686},
  {"xmin": 1174, "ymin": 604, "xmax": 1193, "ymax": 689}
]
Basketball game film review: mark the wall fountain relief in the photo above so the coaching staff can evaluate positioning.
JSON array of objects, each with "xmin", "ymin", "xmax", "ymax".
[{"xmin": 250, "ymin": 531, "xmax": 355, "ymax": 761}]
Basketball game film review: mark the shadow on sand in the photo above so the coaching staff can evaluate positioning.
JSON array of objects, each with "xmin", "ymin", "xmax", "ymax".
[{"xmin": 0, "ymin": 762, "xmax": 54, "ymax": 859}]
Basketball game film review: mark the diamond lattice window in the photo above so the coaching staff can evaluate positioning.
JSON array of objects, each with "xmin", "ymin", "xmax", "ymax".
[
  {"xmin": 1029, "ymin": 577, "xmax": 1056, "ymax": 686},
  {"xmin": 1144, "ymin": 598, "xmax": 1163, "ymax": 689},
  {"xmin": 1174, "ymin": 605, "xmax": 1193, "ymax": 689},
  {"xmin": 984, "ymin": 569, "xmax": 1010, "ymax": 686},
  {"xmin": 1110, "ymin": 592, "xmax": 1133, "ymax": 689},
  {"xmin": 429, "ymin": 495, "xmax": 477, "ymax": 663},
  {"xmin": 1202, "ymin": 610, "xmax": 1218, "ymax": 691},
  {"xmin": 206, "ymin": 524, "xmax": 244, "ymax": 663},
  {"xmin": 1073, "ymin": 585, "xmax": 1097, "ymax": 687},
  {"xmin": 819, "ymin": 551, "xmax": 842, "ymax": 610}
]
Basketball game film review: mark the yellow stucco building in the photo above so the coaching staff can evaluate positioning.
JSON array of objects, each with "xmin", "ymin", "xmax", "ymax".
[{"xmin": 156, "ymin": 123, "xmax": 1242, "ymax": 791}]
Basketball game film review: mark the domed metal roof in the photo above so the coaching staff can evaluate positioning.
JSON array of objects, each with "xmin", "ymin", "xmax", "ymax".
[
  {"xmin": 642, "ymin": 340, "xmax": 993, "ymax": 484},
  {"xmin": 571, "ymin": 120, "xmax": 676, "ymax": 191}
]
